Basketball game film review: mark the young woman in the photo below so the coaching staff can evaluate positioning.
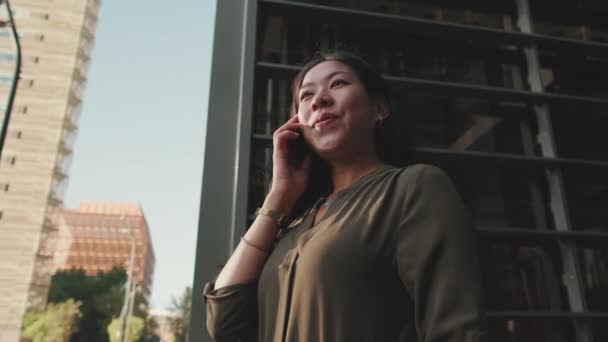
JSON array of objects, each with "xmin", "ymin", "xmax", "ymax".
[{"xmin": 204, "ymin": 50, "xmax": 485, "ymax": 342}]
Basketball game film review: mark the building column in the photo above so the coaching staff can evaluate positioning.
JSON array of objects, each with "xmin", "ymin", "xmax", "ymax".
[{"xmin": 189, "ymin": 1, "xmax": 258, "ymax": 341}]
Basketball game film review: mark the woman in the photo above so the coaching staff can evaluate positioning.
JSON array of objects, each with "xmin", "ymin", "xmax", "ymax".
[{"xmin": 204, "ymin": 50, "xmax": 485, "ymax": 342}]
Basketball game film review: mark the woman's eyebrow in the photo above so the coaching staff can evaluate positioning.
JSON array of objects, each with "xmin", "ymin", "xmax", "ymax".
[{"xmin": 300, "ymin": 71, "xmax": 348, "ymax": 90}]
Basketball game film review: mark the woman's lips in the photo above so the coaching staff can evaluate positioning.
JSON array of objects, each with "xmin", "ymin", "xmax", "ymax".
[{"xmin": 314, "ymin": 117, "xmax": 338, "ymax": 129}]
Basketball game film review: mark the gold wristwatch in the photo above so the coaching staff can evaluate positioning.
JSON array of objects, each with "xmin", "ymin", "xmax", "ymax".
[{"xmin": 255, "ymin": 207, "xmax": 286, "ymax": 228}]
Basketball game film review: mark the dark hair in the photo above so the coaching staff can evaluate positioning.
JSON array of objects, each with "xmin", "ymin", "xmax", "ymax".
[{"xmin": 275, "ymin": 50, "xmax": 412, "ymax": 223}]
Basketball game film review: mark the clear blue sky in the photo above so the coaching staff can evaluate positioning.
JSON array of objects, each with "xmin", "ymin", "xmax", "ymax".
[{"xmin": 65, "ymin": 0, "xmax": 216, "ymax": 309}]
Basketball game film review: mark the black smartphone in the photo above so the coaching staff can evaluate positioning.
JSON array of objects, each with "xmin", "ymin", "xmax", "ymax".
[{"xmin": 287, "ymin": 129, "xmax": 310, "ymax": 168}]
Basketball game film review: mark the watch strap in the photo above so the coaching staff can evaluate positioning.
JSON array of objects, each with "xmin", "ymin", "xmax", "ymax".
[{"xmin": 255, "ymin": 207, "xmax": 286, "ymax": 228}]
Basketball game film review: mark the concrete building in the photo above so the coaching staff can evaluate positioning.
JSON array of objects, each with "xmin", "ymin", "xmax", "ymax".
[
  {"xmin": 0, "ymin": 0, "xmax": 100, "ymax": 340},
  {"xmin": 193, "ymin": 1, "xmax": 608, "ymax": 341},
  {"xmin": 52, "ymin": 202, "xmax": 156, "ymax": 299}
]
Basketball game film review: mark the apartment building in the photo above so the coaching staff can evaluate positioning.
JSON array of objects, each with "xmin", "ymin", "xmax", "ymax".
[{"xmin": 0, "ymin": 1, "xmax": 100, "ymax": 341}]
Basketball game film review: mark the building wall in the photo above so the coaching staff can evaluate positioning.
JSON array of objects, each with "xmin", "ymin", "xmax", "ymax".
[
  {"xmin": 194, "ymin": 1, "xmax": 608, "ymax": 341},
  {"xmin": 0, "ymin": 1, "xmax": 100, "ymax": 341},
  {"xmin": 53, "ymin": 202, "xmax": 156, "ymax": 299}
]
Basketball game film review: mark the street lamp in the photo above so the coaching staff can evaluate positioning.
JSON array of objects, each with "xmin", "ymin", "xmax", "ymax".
[
  {"xmin": 117, "ymin": 214, "xmax": 137, "ymax": 342},
  {"xmin": 124, "ymin": 284, "xmax": 140, "ymax": 341},
  {"xmin": 0, "ymin": 0, "xmax": 22, "ymax": 160}
]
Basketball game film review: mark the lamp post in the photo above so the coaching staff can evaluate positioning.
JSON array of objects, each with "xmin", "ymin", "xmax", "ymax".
[
  {"xmin": 0, "ymin": 0, "xmax": 21, "ymax": 160},
  {"xmin": 117, "ymin": 214, "xmax": 137, "ymax": 342},
  {"xmin": 124, "ymin": 283, "xmax": 138, "ymax": 341}
]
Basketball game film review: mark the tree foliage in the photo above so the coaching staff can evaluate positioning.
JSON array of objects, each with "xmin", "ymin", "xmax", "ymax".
[
  {"xmin": 48, "ymin": 268, "xmax": 127, "ymax": 342},
  {"xmin": 138, "ymin": 317, "xmax": 161, "ymax": 342},
  {"xmin": 107, "ymin": 316, "xmax": 144, "ymax": 342},
  {"xmin": 168, "ymin": 287, "xmax": 192, "ymax": 342},
  {"xmin": 22, "ymin": 299, "xmax": 81, "ymax": 342},
  {"xmin": 43, "ymin": 267, "xmax": 160, "ymax": 342}
]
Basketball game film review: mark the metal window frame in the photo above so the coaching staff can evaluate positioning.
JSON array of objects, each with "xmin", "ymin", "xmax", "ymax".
[
  {"xmin": 256, "ymin": 61, "xmax": 608, "ymax": 110},
  {"xmin": 261, "ymin": 0, "xmax": 608, "ymax": 59},
  {"xmin": 515, "ymin": 0, "xmax": 593, "ymax": 340}
]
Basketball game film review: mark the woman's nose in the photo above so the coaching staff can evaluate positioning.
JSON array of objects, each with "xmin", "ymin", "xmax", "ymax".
[{"xmin": 311, "ymin": 90, "xmax": 333, "ymax": 111}]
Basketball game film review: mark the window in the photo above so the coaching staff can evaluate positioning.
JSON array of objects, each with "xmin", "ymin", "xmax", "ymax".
[
  {"xmin": 0, "ymin": 53, "xmax": 15, "ymax": 62},
  {"xmin": 19, "ymin": 106, "xmax": 27, "ymax": 114},
  {"xmin": 2, "ymin": 154, "xmax": 15, "ymax": 165},
  {"xmin": 3, "ymin": 184, "xmax": 9, "ymax": 192},
  {"xmin": 0, "ymin": 7, "xmax": 31, "ymax": 20}
]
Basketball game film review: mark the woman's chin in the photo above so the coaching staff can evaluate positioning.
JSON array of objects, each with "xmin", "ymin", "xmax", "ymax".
[{"xmin": 312, "ymin": 143, "xmax": 343, "ymax": 161}]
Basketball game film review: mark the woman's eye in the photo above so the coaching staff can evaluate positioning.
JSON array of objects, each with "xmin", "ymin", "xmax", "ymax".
[
  {"xmin": 331, "ymin": 79, "xmax": 347, "ymax": 87},
  {"xmin": 300, "ymin": 92, "xmax": 313, "ymax": 101}
]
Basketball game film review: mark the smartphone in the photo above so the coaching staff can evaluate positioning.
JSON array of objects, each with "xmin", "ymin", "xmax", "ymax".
[{"xmin": 287, "ymin": 129, "xmax": 310, "ymax": 168}]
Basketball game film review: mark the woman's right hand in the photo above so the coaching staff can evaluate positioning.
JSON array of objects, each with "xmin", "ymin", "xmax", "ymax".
[{"xmin": 267, "ymin": 115, "xmax": 311, "ymax": 212}]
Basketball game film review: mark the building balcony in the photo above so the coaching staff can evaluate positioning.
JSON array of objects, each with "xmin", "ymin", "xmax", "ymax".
[
  {"xmin": 63, "ymin": 113, "xmax": 78, "ymax": 132},
  {"xmin": 86, "ymin": 1, "xmax": 100, "ymax": 18},
  {"xmin": 48, "ymin": 191, "xmax": 64, "ymax": 207},
  {"xmin": 53, "ymin": 164, "xmax": 68, "ymax": 180},
  {"xmin": 36, "ymin": 249, "xmax": 54, "ymax": 259},
  {"xmin": 70, "ymin": 81, "xmax": 85, "ymax": 102},
  {"xmin": 82, "ymin": 17, "xmax": 97, "ymax": 38},
  {"xmin": 78, "ymin": 39, "xmax": 94, "ymax": 59},
  {"xmin": 58, "ymin": 136, "xmax": 74, "ymax": 155},
  {"xmin": 41, "ymin": 218, "xmax": 59, "ymax": 232},
  {"xmin": 68, "ymin": 90, "xmax": 82, "ymax": 105},
  {"xmin": 61, "ymin": 126, "xmax": 76, "ymax": 145},
  {"xmin": 75, "ymin": 58, "xmax": 91, "ymax": 79}
]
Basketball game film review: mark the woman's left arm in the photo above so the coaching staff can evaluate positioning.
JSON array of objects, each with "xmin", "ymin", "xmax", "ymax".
[{"xmin": 395, "ymin": 165, "xmax": 486, "ymax": 342}]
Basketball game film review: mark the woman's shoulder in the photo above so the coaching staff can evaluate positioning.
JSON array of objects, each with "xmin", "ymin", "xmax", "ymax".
[{"xmin": 387, "ymin": 163, "xmax": 451, "ymax": 189}]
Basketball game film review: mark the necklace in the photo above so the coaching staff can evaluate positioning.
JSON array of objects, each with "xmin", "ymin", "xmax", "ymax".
[{"xmin": 321, "ymin": 197, "xmax": 334, "ymax": 207}]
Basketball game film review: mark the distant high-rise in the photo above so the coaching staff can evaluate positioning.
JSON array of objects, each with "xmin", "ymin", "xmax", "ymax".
[
  {"xmin": 0, "ymin": 0, "xmax": 100, "ymax": 340},
  {"xmin": 52, "ymin": 202, "xmax": 156, "ymax": 299},
  {"xmin": 194, "ymin": 1, "xmax": 608, "ymax": 341}
]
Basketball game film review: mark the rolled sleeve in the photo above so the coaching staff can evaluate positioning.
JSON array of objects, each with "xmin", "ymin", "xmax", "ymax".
[{"xmin": 204, "ymin": 281, "xmax": 258, "ymax": 342}]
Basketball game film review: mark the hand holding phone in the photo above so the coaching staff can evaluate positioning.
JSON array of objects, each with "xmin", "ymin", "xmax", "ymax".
[
  {"xmin": 287, "ymin": 128, "xmax": 311, "ymax": 168},
  {"xmin": 269, "ymin": 115, "xmax": 311, "ymax": 204}
]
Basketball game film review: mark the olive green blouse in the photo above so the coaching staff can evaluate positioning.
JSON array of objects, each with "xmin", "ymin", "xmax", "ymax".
[{"xmin": 204, "ymin": 164, "xmax": 485, "ymax": 342}]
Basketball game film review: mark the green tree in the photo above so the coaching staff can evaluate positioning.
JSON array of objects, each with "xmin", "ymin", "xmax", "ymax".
[
  {"xmin": 48, "ymin": 268, "xmax": 127, "ymax": 342},
  {"xmin": 22, "ymin": 299, "xmax": 81, "ymax": 342},
  {"xmin": 168, "ymin": 287, "xmax": 192, "ymax": 342},
  {"xmin": 47, "ymin": 268, "xmax": 156, "ymax": 341},
  {"xmin": 107, "ymin": 316, "xmax": 144, "ymax": 342},
  {"xmin": 138, "ymin": 317, "xmax": 161, "ymax": 342}
]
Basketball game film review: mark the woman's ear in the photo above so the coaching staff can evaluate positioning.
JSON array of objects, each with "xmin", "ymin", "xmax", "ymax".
[{"xmin": 374, "ymin": 98, "xmax": 390, "ymax": 121}]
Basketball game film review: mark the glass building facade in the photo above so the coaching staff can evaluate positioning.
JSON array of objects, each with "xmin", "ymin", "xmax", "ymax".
[{"xmin": 192, "ymin": 1, "xmax": 608, "ymax": 341}]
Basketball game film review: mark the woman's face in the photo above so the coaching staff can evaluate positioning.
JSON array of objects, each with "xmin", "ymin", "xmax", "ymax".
[{"xmin": 296, "ymin": 61, "xmax": 381, "ymax": 160}]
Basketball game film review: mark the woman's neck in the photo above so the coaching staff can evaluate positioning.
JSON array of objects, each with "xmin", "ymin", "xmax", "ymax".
[{"xmin": 329, "ymin": 157, "xmax": 386, "ymax": 196}]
